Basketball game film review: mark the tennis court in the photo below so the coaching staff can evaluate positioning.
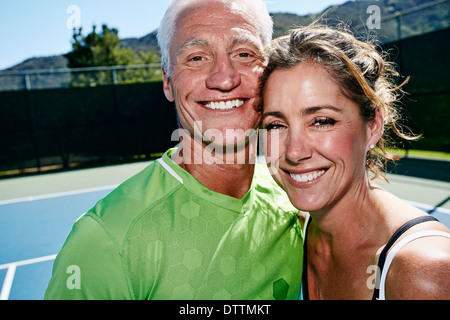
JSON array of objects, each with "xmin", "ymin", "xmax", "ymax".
[{"xmin": 1, "ymin": 159, "xmax": 449, "ymax": 300}]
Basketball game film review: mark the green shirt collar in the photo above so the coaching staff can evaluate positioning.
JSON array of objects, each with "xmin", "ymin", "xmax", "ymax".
[{"xmin": 160, "ymin": 148, "xmax": 256, "ymax": 213}]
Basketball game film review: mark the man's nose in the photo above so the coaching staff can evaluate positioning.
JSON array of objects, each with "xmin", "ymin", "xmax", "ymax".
[{"xmin": 205, "ymin": 54, "xmax": 241, "ymax": 91}]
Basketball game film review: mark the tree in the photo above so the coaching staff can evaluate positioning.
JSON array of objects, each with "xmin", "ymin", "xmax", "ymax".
[
  {"xmin": 65, "ymin": 24, "xmax": 136, "ymax": 68},
  {"xmin": 65, "ymin": 24, "xmax": 161, "ymax": 87}
]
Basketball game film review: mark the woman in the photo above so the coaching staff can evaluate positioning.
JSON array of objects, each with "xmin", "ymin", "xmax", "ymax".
[{"xmin": 259, "ymin": 25, "xmax": 450, "ymax": 300}]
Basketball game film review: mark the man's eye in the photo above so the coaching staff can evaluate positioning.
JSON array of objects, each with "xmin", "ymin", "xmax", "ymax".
[
  {"xmin": 185, "ymin": 54, "xmax": 208, "ymax": 67},
  {"xmin": 190, "ymin": 56, "xmax": 204, "ymax": 61},
  {"xmin": 234, "ymin": 50, "xmax": 258, "ymax": 63}
]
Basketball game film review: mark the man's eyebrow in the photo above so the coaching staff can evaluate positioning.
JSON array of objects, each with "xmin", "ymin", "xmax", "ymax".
[
  {"xmin": 230, "ymin": 34, "xmax": 263, "ymax": 50},
  {"xmin": 176, "ymin": 39, "xmax": 209, "ymax": 56},
  {"xmin": 176, "ymin": 35, "xmax": 262, "ymax": 57}
]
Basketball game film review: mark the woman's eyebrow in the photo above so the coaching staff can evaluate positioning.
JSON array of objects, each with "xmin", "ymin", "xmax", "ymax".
[
  {"xmin": 302, "ymin": 105, "xmax": 343, "ymax": 115},
  {"xmin": 262, "ymin": 111, "xmax": 284, "ymax": 120},
  {"xmin": 262, "ymin": 106, "xmax": 342, "ymax": 120}
]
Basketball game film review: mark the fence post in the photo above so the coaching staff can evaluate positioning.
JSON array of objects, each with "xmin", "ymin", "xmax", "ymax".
[
  {"xmin": 24, "ymin": 73, "xmax": 41, "ymax": 171},
  {"xmin": 112, "ymin": 68, "xmax": 118, "ymax": 85},
  {"xmin": 111, "ymin": 67, "xmax": 124, "ymax": 160}
]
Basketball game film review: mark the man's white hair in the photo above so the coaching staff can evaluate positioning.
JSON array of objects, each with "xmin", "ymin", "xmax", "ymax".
[{"xmin": 157, "ymin": 0, "xmax": 273, "ymax": 77}]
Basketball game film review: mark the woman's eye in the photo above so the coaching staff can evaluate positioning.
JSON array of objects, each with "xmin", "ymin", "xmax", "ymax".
[
  {"xmin": 264, "ymin": 122, "xmax": 285, "ymax": 131},
  {"xmin": 313, "ymin": 117, "xmax": 337, "ymax": 128}
]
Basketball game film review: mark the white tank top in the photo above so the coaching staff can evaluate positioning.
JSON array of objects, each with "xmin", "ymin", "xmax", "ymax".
[
  {"xmin": 377, "ymin": 229, "xmax": 450, "ymax": 300},
  {"xmin": 300, "ymin": 214, "xmax": 450, "ymax": 300}
]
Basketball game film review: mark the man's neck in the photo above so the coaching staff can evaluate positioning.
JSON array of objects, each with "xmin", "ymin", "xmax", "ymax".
[
  {"xmin": 173, "ymin": 137, "xmax": 257, "ymax": 199},
  {"xmin": 180, "ymin": 161, "xmax": 255, "ymax": 199}
]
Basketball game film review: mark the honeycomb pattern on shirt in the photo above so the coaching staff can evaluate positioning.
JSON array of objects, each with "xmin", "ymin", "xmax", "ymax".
[{"xmin": 125, "ymin": 188, "xmax": 302, "ymax": 300}]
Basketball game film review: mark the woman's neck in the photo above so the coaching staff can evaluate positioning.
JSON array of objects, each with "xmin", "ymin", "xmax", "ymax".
[{"xmin": 308, "ymin": 177, "xmax": 387, "ymax": 254}]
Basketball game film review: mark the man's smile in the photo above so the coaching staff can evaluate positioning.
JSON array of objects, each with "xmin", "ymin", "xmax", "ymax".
[{"xmin": 200, "ymin": 99, "xmax": 246, "ymax": 110}]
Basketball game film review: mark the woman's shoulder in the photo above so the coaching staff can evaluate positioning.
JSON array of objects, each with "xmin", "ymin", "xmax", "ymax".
[
  {"xmin": 373, "ymin": 187, "xmax": 444, "ymax": 231},
  {"xmin": 374, "ymin": 188, "xmax": 450, "ymax": 299},
  {"xmin": 382, "ymin": 197, "xmax": 450, "ymax": 299},
  {"xmin": 385, "ymin": 228, "xmax": 450, "ymax": 299}
]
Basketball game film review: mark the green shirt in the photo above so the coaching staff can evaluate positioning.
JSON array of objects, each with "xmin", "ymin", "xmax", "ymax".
[{"xmin": 45, "ymin": 149, "xmax": 303, "ymax": 300}]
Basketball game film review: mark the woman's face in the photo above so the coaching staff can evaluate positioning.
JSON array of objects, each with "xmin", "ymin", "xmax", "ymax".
[{"xmin": 262, "ymin": 62, "xmax": 380, "ymax": 212}]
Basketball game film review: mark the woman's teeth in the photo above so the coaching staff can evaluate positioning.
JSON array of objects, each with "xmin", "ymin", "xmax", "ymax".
[
  {"xmin": 290, "ymin": 170, "xmax": 326, "ymax": 183},
  {"xmin": 204, "ymin": 99, "xmax": 245, "ymax": 110}
]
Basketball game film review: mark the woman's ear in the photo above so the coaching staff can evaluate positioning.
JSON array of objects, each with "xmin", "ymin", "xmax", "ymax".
[
  {"xmin": 367, "ymin": 105, "xmax": 384, "ymax": 151},
  {"xmin": 162, "ymin": 68, "xmax": 174, "ymax": 102}
]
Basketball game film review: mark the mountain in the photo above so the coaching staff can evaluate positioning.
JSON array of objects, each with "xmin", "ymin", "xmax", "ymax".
[
  {"xmin": 2, "ymin": 0, "xmax": 449, "ymax": 72},
  {"xmin": 271, "ymin": 0, "xmax": 450, "ymax": 39},
  {"xmin": 120, "ymin": 30, "xmax": 160, "ymax": 54},
  {"xmin": 4, "ymin": 55, "xmax": 69, "ymax": 72}
]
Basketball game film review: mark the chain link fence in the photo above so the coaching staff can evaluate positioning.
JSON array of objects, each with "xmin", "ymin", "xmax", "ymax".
[{"xmin": 0, "ymin": 64, "xmax": 162, "ymax": 92}]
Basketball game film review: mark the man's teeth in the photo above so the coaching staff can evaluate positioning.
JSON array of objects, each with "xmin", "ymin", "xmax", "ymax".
[
  {"xmin": 204, "ymin": 99, "xmax": 245, "ymax": 110},
  {"xmin": 290, "ymin": 170, "xmax": 326, "ymax": 183}
]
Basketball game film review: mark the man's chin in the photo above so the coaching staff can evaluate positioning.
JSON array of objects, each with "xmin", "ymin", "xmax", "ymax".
[{"xmin": 203, "ymin": 127, "xmax": 258, "ymax": 148}]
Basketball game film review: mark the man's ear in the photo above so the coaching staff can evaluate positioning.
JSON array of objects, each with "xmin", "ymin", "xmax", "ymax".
[
  {"xmin": 162, "ymin": 68, "xmax": 174, "ymax": 102},
  {"xmin": 367, "ymin": 105, "xmax": 384, "ymax": 151}
]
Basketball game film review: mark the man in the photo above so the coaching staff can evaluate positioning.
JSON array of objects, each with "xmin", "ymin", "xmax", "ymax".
[{"xmin": 45, "ymin": 0, "xmax": 303, "ymax": 300}]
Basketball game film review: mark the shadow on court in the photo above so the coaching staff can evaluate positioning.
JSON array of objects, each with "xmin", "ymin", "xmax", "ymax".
[
  {"xmin": 387, "ymin": 157, "xmax": 450, "ymax": 183},
  {"xmin": 387, "ymin": 157, "xmax": 450, "ymax": 215}
]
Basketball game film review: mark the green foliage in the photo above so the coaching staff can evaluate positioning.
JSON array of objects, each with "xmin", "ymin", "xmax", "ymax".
[
  {"xmin": 67, "ymin": 25, "xmax": 140, "ymax": 67},
  {"xmin": 65, "ymin": 24, "xmax": 161, "ymax": 87}
]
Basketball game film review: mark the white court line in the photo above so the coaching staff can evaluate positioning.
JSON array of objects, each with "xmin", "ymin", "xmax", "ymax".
[
  {"xmin": 0, "ymin": 254, "xmax": 58, "ymax": 270},
  {"xmin": 0, "ymin": 265, "xmax": 16, "ymax": 300},
  {"xmin": 406, "ymin": 200, "xmax": 450, "ymax": 215},
  {"xmin": 0, "ymin": 184, "xmax": 118, "ymax": 206},
  {"xmin": 0, "ymin": 254, "xmax": 57, "ymax": 300}
]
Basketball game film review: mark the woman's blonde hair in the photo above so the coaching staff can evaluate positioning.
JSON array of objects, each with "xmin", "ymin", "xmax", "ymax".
[{"xmin": 259, "ymin": 24, "xmax": 420, "ymax": 181}]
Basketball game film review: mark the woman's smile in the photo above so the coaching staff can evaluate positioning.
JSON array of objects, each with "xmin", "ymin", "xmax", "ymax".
[{"xmin": 284, "ymin": 168, "xmax": 328, "ymax": 185}]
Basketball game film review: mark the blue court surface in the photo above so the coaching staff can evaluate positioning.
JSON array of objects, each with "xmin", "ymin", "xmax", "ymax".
[
  {"xmin": 0, "ymin": 187, "xmax": 114, "ymax": 300},
  {"xmin": 0, "ymin": 162, "xmax": 449, "ymax": 300}
]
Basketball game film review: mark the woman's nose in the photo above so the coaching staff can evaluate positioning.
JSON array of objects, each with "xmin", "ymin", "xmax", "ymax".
[{"xmin": 284, "ymin": 130, "xmax": 313, "ymax": 165}]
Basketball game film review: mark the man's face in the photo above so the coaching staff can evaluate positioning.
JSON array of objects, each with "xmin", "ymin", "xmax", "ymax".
[{"xmin": 163, "ymin": 2, "xmax": 265, "ymax": 148}]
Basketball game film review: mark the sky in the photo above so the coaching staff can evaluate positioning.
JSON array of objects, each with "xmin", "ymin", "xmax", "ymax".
[{"xmin": 0, "ymin": 0, "xmax": 350, "ymax": 70}]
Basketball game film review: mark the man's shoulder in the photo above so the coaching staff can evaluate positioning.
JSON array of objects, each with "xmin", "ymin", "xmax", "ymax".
[
  {"xmin": 253, "ymin": 162, "xmax": 297, "ymax": 212},
  {"xmin": 86, "ymin": 156, "xmax": 184, "ymax": 244}
]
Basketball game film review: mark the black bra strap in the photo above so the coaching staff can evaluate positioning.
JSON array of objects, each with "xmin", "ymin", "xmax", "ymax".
[{"xmin": 372, "ymin": 215, "xmax": 438, "ymax": 300}]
